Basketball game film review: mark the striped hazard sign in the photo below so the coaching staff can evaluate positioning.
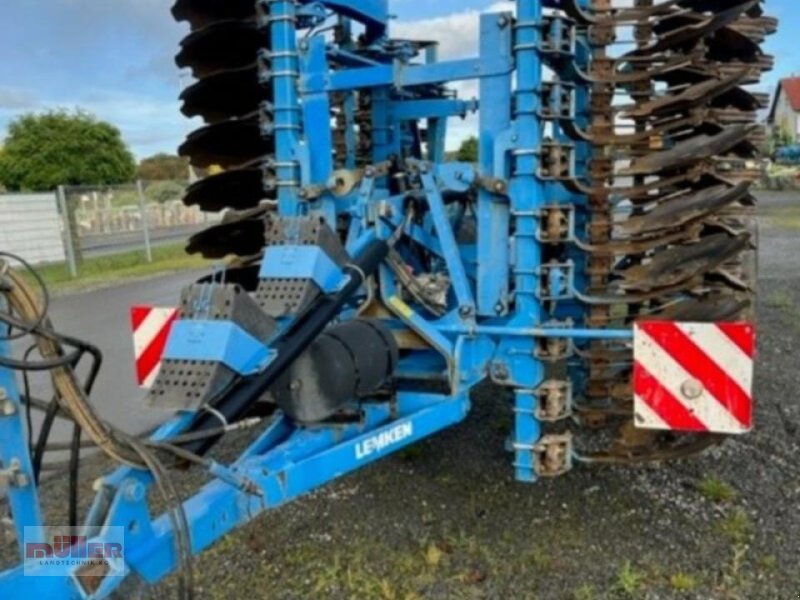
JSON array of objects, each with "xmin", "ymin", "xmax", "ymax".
[
  {"xmin": 130, "ymin": 306, "xmax": 179, "ymax": 388},
  {"xmin": 633, "ymin": 321, "xmax": 755, "ymax": 435}
]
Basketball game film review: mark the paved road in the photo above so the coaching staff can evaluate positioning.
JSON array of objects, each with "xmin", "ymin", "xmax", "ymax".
[
  {"xmin": 81, "ymin": 225, "xmax": 208, "ymax": 258},
  {"xmin": 17, "ymin": 270, "xmax": 206, "ymax": 451},
  {"xmin": 758, "ymin": 191, "xmax": 800, "ymax": 280}
]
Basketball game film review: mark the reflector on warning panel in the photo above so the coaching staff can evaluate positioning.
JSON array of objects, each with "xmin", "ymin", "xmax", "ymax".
[
  {"xmin": 633, "ymin": 322, "xmax": 755, "ymax": 435},
  {"xmin": 131, "ymin": 306, "xmax": 178, "ymax": 388}
]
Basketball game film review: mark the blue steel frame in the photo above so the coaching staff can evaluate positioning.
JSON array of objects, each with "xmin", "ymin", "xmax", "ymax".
[
  {"xmin": 0, "ymin": 0, "xmax": 631, "ymax": 596},
  {"xmin": 0, "ymin": 319, "xmax": 45, "ymax": 560}
]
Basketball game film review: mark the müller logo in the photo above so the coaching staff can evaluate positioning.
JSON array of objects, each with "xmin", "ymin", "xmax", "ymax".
[
  {"xmin": 24, "ymin": 527, "xmax": 125, "ymax": 577},
  {"xmin": 26, "ymin": 536, "xmax": 123, "ymax": 560}
]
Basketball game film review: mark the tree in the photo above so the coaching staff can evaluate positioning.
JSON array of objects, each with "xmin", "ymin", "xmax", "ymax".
[
  {"xmin": 138, "ymin": 153, "xmax": 190, "ymax": 181},
  {"xmin": 0, "ymin": 110, "xmax": 136, "ymax": 191},
  {"xmin": 146, "ymin": 180, "xmax": 186, "ymax": 204},
  {"xmin": 456, "ymin": 136, "xmax": 479, "ymax": 163}
]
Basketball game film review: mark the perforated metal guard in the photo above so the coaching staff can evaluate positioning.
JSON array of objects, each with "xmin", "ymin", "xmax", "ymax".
[
  {"xmin": 148, "ymin": 283, "xmax": 276, "ymax": 410},
  {"xmin": 256, "ymin": 216, "xmax": 349, "ymax": 317},
  {"xmin": 254, "ymin": 277, "xmax": 321, "ymax": 317},
  {"xmin": 149, "ymin": 359, "xmax": 235, "ymax": 411}
]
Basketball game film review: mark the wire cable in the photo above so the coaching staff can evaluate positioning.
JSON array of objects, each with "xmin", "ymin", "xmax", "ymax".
[
  {"xmin": 0, "ymin": 349, "xmax": 84, "ymax": 372},
  {"xmin": 21, "ymin": 344, "xmax": 37, "ymax": 453},
  {"xmin": 114, "ymin": 431, "xmax": 195, "ymax": 600},
  {"xmin": 2, "ymin": 263, "xmax": 195, "ymax": 599},
  {"xmin": 36, "ymin": 419, "xmax": 263, "ymax": 454},
  {"xmin": 0, "ymin": 253, "xmax": 49, "ymax": 341}
]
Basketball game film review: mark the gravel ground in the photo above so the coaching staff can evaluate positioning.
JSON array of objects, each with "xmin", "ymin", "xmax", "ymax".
[{"xmin": 2, "ymin": 192, "xmax": 798, "ymax": 600}]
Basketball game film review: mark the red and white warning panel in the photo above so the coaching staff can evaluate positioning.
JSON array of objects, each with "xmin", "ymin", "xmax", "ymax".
[
  {"xmin": 131, "ymin": 306, "xmax": 178, "ymax": 388},
  {"xmin": 633, "ymin": 322, "xmax": 755, "ymax": 435}
]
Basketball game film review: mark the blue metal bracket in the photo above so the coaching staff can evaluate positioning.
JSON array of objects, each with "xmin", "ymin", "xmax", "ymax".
[
  {"xmin": 411, "ymin": 160, "xmax": 476, "ymax": 320},
  {"xmin": 259, "ymin": 244, "xmax": 346, "ymax": 293},
  {"xmin": 512, "ymin": 390, "xmax": 541, "ymax": 483},
  {"xmin": 477, "ymin": 12, "xmax": 514, "ymax": 317},
  {"xmin": 296, "ymin": 2, "xmax": 328, "ymax": 28},
  {"xmin": 327, "ymin": 54, "xmax": 514, "ymax": 92},
  {"xmin": 299, "ymin": 34, "xmax": 334, "ymax": 190},
  {"xmin": 304, "ymin": 0, "xmax": 388, "ymax": 37},
  {"xmin": 540, "ymin": 80, "xmax": 576, "ymax": 121},
  {"xmin": 164, "ymin": 321, "xmax": 277, "ymax": 376},
  {"xmin": 390, "ymin": 99, "xmax": 478, "ymax": 122},
  {"xmin": 435, "ymin": 162, "xmax": 477, "ymax": 194},
  {"xmin": 538, "ymin": 261, "xmax": 576, "ymax": 301},
  {"xmin": 539, "ymin": 15, "xmax": 577, "ymax": 61}
]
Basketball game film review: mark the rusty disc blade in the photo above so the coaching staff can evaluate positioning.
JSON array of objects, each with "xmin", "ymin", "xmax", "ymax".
[
  {"xmin": 622, "ymin": 124, "xmax": 758, "ymax": 176},
  {"xmin": 615, "ymin": 233, "xmax": 752, "ymax": 292},
  {"xmin": 619, "ymin": 182, "xmax": 750, "ymax": 236}
]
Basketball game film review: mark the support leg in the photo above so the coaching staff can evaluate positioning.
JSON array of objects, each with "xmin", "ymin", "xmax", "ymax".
[{"xmin": 512, "ymin": 389, "xmax": 541, "ymax": 483}]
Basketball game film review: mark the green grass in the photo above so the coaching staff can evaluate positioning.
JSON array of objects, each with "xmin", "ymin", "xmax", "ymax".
[
  {"xmin": 697, "ymin": 475, "xmax": 736, "ymax": 504},
  {"xmin": 25, "ymin": 243, "xmax": 210, "ymax": 293},
  {"xmin": 756, "ymin": 555, "xmax": 778, "ymax": 573},
  {"xmin": 571, "ymin": 583, "xmax": 597, "ymax": 600},
  {"xmin": 764, "ymin": 205, "xmax": 800, "ymax": 230},
  {"xmin": 766, "ymin": 290, "xmax": 794, "ymax": 309},
  {"xmin": 669, "ymin": 572, "xmax": 700, "ymax": 593},
  {"xmin": 614, "ymin": 561, "xmax": 647, "ymax": 597},
  {"xmin": 718, "ymin": 509, "xmax": 753, "ymax": 545}
]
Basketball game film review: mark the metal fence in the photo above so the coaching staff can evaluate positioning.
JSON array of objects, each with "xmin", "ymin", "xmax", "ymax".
[{"xmin": 57, "ymin": 181, "xmax": 218, "ymax": 277}]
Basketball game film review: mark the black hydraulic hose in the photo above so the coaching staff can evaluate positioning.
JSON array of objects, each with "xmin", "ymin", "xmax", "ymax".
[
  {"xmin": 68, "ymin": 340, "xmax": 102, "ymax": 526},
  {"xmin": 0, "ymin": 349, "xmax": 84, "ymax": 371},
  {"xmin": 33, "ymin": 400, "xmax": 61, "ymax": 482},
  {"xmin": 181, "ymin": 239, "xmax": 388, "ymax": 456},
  {"xmin": 21, "ymin": 345, "xmax": 37, "ymax": 454},
  {"xmin": 68, "ymin": 425, "xmax": 82, "ymax": 526},
  {"xmin": 31, "ymin": 338, "xmax": 103, "ymax": 484},
  {"xmin": 26, "ymin": 334, "xmax": 103, "ymax": 526}
]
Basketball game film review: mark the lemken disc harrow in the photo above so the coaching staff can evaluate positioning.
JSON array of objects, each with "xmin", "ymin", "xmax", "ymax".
[
  {"xmin": 175, "ymin": 0, "xmax": 775, "ymax": 465},
  {"xmin": 0, "ymin": 1, "xmax": 776, "ymax": 597}
]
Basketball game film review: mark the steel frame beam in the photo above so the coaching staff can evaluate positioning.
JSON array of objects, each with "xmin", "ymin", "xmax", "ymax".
[
  {"xmin": 0, "ymin": 322, "xmax": 45, "ymax": 560},
  {"xmin": 0, "ymin": 392, "xmax": 469, "ymax": 598}
]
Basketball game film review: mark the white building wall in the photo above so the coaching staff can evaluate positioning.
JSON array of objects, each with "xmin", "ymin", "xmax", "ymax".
[
  {"xmin": 0, "ymin": 193, "xmax": 67, "ymax": 265},
  {"xmin": 773, "ymin": 88, "xmax": 800, "ymax": 142}
]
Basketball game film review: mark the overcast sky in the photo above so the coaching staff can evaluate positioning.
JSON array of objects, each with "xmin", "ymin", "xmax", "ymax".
[{"xmin": 0, "ymin": 0, "xmax": 793, "ymax": 159}]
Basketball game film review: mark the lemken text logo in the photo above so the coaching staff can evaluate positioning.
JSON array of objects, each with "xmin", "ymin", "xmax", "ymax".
[{"xmin": 355, "ymin": 422, "xmax": 414, "ymax": 460}]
